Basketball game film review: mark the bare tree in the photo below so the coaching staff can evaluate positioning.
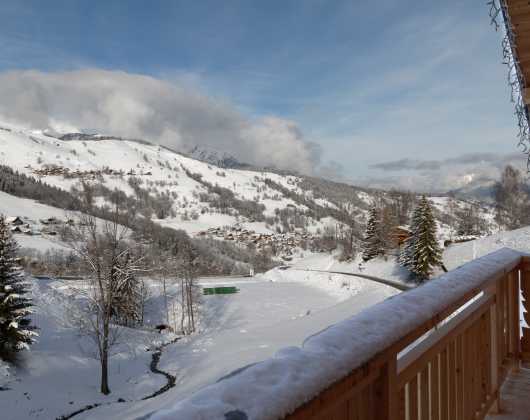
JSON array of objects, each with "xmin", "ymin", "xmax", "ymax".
[
  {"xmin": 176, "ymin": 243, "xmax": 200, "ymax": 335},
  {"xmin": 455, "ymin": 202, "xmax": 489, "ymax": 237},
  {"xmin": 112, "ymin": 251, "xmax": 146, "ymax": 327},
  {"xmin": 387, "ymin": 189, "xmax": 416, "ymax": 226},
  {"xmin": 64, "ymin": 206, "xmax": 141, "ymax": 395},
  {"xmin": 494, "ymin": 165, "xmax": 530, "ymax": 230},
  {"xmin": 152, "ymin": 251, "xmax": 178, "ymax": 326}
]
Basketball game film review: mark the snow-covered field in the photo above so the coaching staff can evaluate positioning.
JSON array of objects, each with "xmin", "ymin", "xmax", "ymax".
[
  {"xmin": 285, "ymin": 251, "xmax": 420, "ymax": 287},
  {"xmin": 0, "ymin": 264, "xmax": 398, "ymax": 420},
  {"xmin": 443, "ymin": 225, "xmax": 530, "ymax": 270}
]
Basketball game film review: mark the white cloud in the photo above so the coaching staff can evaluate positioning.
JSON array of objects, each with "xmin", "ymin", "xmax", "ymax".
[
  {"xmin": 362, "ymin": 152, "xmax": 528, "ymax": 193},
  {"xmin": 0, "ymin": 69, "xmax": 319, "ymax": 174}
]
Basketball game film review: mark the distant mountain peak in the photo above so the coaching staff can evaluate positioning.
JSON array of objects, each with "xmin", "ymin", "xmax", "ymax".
[
  {"xmin": 186, "ymin": 145, "xmax": 247, "ymax": 169},
  {"xmin": 57, "ymin": 132, "xmax": 153, "ymax": 146},
  {"xmin": 447, "ymin": 177, "xmax": 496, "ymax": 202}
]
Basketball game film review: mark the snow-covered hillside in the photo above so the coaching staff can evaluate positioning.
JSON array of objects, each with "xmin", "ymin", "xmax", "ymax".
[
  {"xmin": 0, "ymin": 121, "xmax": 352, "ymax": 236},
  {"xmin": 0, "ymin": 121, "xmax": 496, "ymax": 248},
  {"xmin": 0, "ymin": 191, "xmax": 70, "ymax": 250}
]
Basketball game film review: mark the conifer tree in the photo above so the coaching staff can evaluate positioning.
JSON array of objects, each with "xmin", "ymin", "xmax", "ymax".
[
  {"xmin": 400, "ymin": 196, "xmax": 442, "ymax": 281},
  {"xmin": 0, "ymin": 216, "xmax": 36, "ymax": 359},
  {"xmin": 362, "ymin": 206, "xmax": 383, "ymax": 262},
  {"xmin": 379, "ymin": 205, "xmax": 397, "ymax": 251}
]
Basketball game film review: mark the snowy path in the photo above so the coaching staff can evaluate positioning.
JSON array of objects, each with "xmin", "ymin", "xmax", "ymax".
[
  {"xmin": 81, "ymin": 275, "xmax": 398, "ymax": 419},
  {"xmin": 289, "ymin": 268, "xmax": 413, "ymax": 291}
]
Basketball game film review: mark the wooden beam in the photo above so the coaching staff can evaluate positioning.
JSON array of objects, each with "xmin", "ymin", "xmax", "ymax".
[{"xmin": 507, "ymin": 0, "xmax": 530, "ymax": 86}]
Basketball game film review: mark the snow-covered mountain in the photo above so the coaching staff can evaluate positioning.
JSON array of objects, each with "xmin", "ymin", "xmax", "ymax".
[
  {"xmin": 186, "ymin": 145, "xmax": 248, "ymax": 169},
  {"xmin": 447, "ymin": 177, "xmax": 497, "ymax": 202},
  {"xmin": 0, "ymin": 121, "xmax": 359, "ymax": 235},
  {"xmin": 0, "ymin": 120, "xmax": 497, "ymax": 244}
]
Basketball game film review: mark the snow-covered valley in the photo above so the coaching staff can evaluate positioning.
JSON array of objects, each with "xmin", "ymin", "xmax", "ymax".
[{"xmin": 0, "ymin": 120, "xmax": 524, "ymax": 420}]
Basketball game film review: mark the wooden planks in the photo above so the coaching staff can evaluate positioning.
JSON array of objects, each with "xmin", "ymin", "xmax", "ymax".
[{"xmin": 506, "ymin": 0, "xmax": 530, "ymax": 88}]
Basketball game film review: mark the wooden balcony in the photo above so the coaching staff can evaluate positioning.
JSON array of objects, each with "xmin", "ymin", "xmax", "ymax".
[{"xmin": 283, "ymin": 249, "xmax": 530, "ymax": 420}]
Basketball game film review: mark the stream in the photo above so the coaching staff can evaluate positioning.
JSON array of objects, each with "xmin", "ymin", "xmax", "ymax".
[{"xmin": 56, "ymin": 337, "xmax": 180, "ymax": 420}]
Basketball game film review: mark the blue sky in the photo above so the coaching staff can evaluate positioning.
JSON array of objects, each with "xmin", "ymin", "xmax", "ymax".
[{"xmin": 0, "ymin": 0, "xmax": 522, "ymax": 188}]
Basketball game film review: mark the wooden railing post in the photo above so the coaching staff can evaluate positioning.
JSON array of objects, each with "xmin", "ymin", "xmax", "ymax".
[
  {"xmin": 374, "ymin": 358, "xmax": 398, "ymax": 420},
  {"xmin": 507, "ymin": 271, "xmax": 520, "ymax": 365},
  {"xmin": 489, "ymin": 297, "xmax": 500, "ymax": 414},
  {"xmin": 521, "ymin": 262, "xmax": 530, "ymax": 363}
]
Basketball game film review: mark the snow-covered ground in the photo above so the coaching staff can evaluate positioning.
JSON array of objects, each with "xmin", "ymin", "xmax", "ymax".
[
  {"xmin": 0, "ymin": 191, "xmax": 71, "ymax": 251},
  {"xmin": 1, "ymin": 277, "xmax": 172, "ymax": 420},
  {"xmin": 0, "ymin": 263, "xmax": 399, "ymax": 420},
  {"xmin": 80, "ymin": 271, "xmax": 397, "ymax": 420},
  {"xmin": 443, "ymin": 225, "xmax": 530, "ymax": 270},
  {"xmin": 0, "ymin": 191, "xmax": 68, "ymax": 222},
  {"xmin": 285, "ymin": 251, "xmax": 419, "ymax": 287},
  {"xmin": 140, "ymin": 248, "xmax": 521, "ymax": 420}
]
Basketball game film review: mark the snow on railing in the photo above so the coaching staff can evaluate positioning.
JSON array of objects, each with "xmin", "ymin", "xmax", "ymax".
[{"xmin": 149, "ymin": 248, "xmax": 525, "ymax": 420}]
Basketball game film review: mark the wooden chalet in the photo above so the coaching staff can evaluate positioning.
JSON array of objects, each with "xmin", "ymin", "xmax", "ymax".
[{"xmin": 390, "ymin": 225, "xmax": 412, "ymax": 247}]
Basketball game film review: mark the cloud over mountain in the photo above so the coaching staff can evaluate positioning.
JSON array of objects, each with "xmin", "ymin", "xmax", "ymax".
[
  {"xmin": 371, "ymin": 153, "xmax": 522, "ymax": 172},
  {"xmin": 0, "ymin": 69, "xmax": 318, "ymax": 174},
  {"xmin": 365, "ymin": 152, "xmax": 528, "ymax": 193}
]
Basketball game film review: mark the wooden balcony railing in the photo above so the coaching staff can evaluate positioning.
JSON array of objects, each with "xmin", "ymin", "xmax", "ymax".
[
  {"xmin": 152, "ymin": 248, "xmax": 529, "ymax": 420},
  {"xmin": 286, "ymin": 250, "xmax": 530, "ymax": 420}
]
